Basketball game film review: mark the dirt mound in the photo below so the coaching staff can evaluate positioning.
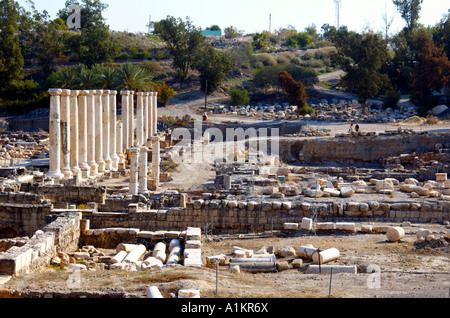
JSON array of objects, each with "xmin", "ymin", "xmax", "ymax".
[{"xmin": 403, "ymin": 116, "xmax": 427, "ymax": 125}]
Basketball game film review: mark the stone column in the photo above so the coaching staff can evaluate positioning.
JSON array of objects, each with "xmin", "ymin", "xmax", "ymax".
[
  {"xmin": 95, "ymin": 90, "xmax": 105, "ymax": 174},
  {"xmin": 136, "ymin": 92, "xmax": 144, "ymax": 146},
  {"xmin": 102, "ymin": 90, "xmax": 112, "ymax": 172},
  {"xmin": 129, "ymin": 91, "xmax": 135, "ymax": 148},
  {"xmin": 87, "ymin": 90, "xmax": 98, "ymax": 177},
  {"xmin": 148, "ymin": 92, "xmax": 154, "ymax": 140},
  {"xmin": 110, "ymin": 90, "xmax": 119, "ymax": 171},
  {"xmin": 138, "ymin": 146, "xmax": 149, "ymax": 194},
  {"xmin": 151, "ymin": 136, "xmax": 161, "ymax": 188},
  {"xmin": 70, "ymin": 90, "xmax": 81, "ymax": 179},
  {"xmin": 117, "ymin": 121, "xmax": 126, "ymax": 170},
  {"xmin": 60, "ymin": 89, "xmax": 72, "ymax": 179},
  {"xmin": 129, "ymin": 147, "xmax": 139, "ymax": 196},
  {"xmin": 78, "ymin": 90, "xmax": 90, "ymax": 179},
  {"xmin": 121, "ymin": 91, "xmax": 130, "ymax": 151},
  {"xmin": 48, "ymin": 89, "xmax": 64, "ymax": 181},
  {"xmin": 144, "ymin": 92, "xmax": 149, "ymax": 145},
  {"xmin": 152, "ymin": 92, "xmax": 158, "ymax": 136}
]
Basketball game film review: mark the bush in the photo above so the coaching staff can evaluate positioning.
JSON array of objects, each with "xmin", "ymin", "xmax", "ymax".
[
  {"xmin": 229, "ymin": 88, "xmax": 250, "ymax": 106},
  {"xmin": 157, "ymin": 82, "xmax": 176, "ymax": 106},
  {"xmin": 426, "ymin": 115, "xmax": 439, "ymax": 125},
  {"xmin": 250, "ymin": 53, "xmax": 277, "ymax": 68},
  {"xmin": 382, "ymin": 90, "xmax": 401, "ymax": 109},
  {"xmin": 298, "ymin": 105, "xmax": 315, "ymax": 115}
]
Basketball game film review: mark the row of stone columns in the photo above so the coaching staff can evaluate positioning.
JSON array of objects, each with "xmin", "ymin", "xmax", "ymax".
[{"xmin": 47, "ymin": 89, "xmax": 159, "ymax": 189}]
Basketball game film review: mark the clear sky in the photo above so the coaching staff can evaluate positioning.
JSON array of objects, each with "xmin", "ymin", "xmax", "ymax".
[{"xmin": 17, "ymin": 0, "xmax": 450, "ymax": 35}]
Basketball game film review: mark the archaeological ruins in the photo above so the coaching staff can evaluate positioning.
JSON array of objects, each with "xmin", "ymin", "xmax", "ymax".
[{"xmin": 0, "ymin": 88, "xmax": 449, "ymax": 299}]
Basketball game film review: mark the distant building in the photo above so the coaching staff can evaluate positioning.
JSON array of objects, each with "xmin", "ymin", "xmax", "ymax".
[{"xmin": 202, "ymin": 30, "xmax": 222, "ymax": 37}]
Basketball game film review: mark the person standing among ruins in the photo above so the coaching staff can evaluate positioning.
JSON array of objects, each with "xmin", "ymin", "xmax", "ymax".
[
  {"xmin": 355, "ymin": 123, "xmax": 360, "ymax": 133},
  {"xmin": 349, "ymin": 124, "xmax": 354, "ymax": 134}
]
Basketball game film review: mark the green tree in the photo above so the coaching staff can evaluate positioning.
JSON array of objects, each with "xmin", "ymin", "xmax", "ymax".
[
  {"xmin": 305, "ymin": 24, "xmax": 319, "ymax": 42},
  {"xmin": 194, "ymin": 46, "xmax": 234, "ymax": 94},
  {"xmin": 229, "ymin": 87, "xmax": 250, "ymax": 106},
  {"xmin": 283, "ymin": 32, "xmax": 314, "ymax": 49},
  {"xmin": 392, "ymin": 0, "xmax": 423, "ymax": 31},
  {"xmin": 253, "ymin": 64, "xmax": 318, "ymax": 90},
  {"xmin": 206, "ymin": 25, "xmax": 221, "ymax": 32},
  {"xmin": 58, "ymin": 0, "xmax": 118, "ymax": 67},
  {"xmin": 152, "ymin": 16, "xmax": 205, "ymax": 82},
  {"xmin": 330, "ymin": 29, "xmax": 392, "ymax": 104},
  {"xmin": 433, "ymin": 13, "xmax": 450, "ymax": 58},
  {"xmin": 224, "ymin": 26, "xmax": 241, "ymax": 39},
  {"xmin": 0, "ymin": 0, "xmax": 24, "ymax": 88},
  {"xmin": 24, "ymin": 8, "xmax": 64, "ymax": 76}
]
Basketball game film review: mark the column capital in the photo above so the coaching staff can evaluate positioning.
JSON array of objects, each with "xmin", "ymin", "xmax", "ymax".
[
  {"xmin": 70, "ymin": 90, "xmax": 80, "ymax": 96},
  {"xmin": 151, "ymin": 136, "xmax": 160, "ymax": 142},
  {"xmin": 136, "ymin": 92, "xmax": 145, "ymax": 96},
  {"xmin": 120, "ymin": 90, "xmax": 131, "ymax": 96},
  {"xmin": 129, "ymin": 148, "xmax": 140, "ymax": 154},
  {"xmin": 93, "ymin": 90, "xmax": 103, "ymax": 96},
  {"xmin": 61, "ymin": 89, "xmax": 71, "ymax": 96},
  {"xmin": 79, "ymin": 90, "xmax": 90, "ymax": 96},
  {"xmin": 103, "ymin": 89, "xmax": 111, "ymax": 95},
  {"xmin": 48, "ymin": 88, "xmax": 62, "ymax": 96},
  {"xmin": 110, "ymin": 90, "xmax": 118, "ymax": 95}
]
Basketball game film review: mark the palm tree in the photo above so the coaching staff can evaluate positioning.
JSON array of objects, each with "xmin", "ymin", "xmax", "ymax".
[
  {"xmin": 48, "ymin": 67, "xmax": 76, "ymax": 89},
  {"xmin": 112, "ymin": 62, "xmax": 154, "ymax": 92},
  {"xmin": 91, "ymin": 64, "xmax": 117, "ymax": 89},
  {"xmin": 73, "ymin": 65, "xmax": 99, "ymax": 90}
]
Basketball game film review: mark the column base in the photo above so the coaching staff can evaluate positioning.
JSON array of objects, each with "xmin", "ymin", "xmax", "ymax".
[
  {"xmin": 88, "ymin": 162, "xmax": 98, "ymax": 177},
  {"xmin": 111, "ymin": 154, "xmax": 119, "ymax": 172},
  {"xmin": 97, "ymin": 160, "xmax": 106, "ymax": 174},
  {"xmin": 104, "ymin": 158, "xmax": 112, "ymax": 172},
  {"xmin": 80, "ymin": 164, "xmax": 91, "ymax": 179},
  {"xmin": 61, "ymin": 168, "xmax": 73, "ymax": 179},
  {"xmin": 47, "ymin": 170, "xmax": 64, "ymax": 181},
  {"xmin": 72, "ymin": 167, "xmax": 82, "ymax": 179}
]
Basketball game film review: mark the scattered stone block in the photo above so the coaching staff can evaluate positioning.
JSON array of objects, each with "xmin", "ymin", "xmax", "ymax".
[
  {"xmin": 386, "ymin": 227, "xmax": 405, "ymax": 242},
  {"xmin": 340, "ymin": 187, "xmax": 355, "ymax": 197}
]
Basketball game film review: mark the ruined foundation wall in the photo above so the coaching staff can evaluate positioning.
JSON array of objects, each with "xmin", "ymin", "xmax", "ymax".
[
  {"xmin": 20, "ymin": 184, "xmax": 107, "ymax": 205},
  {"xmin": 0, "ymin": 203, "xmax": 52, "ymax": 237},
  {"xmin": 279, "ymin": 133, "xmax": 449, "ymax": 163},
  {"xmin": 82, "ymin": 199, "xmax": 450, "ymax": 235},
  {"xmin": 0, "ymin": 213, "xmax": 81, "ymax": 276}
]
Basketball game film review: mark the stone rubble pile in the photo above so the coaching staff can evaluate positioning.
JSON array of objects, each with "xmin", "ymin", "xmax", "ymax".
[
  {"xmin": 0, "ymin": 132, "xmax": 48, "ymax": 163},
  {"xmin": 414, "ymin": 228, "xmax": 450, "ymax": 248},
  {"xmin": 208, "ymin": 99, "xmax": 418, "ymax": 124}
]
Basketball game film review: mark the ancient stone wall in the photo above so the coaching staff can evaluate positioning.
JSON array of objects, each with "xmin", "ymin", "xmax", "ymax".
[
  {"xmin": 81, "ymin": 199, "xmax": 450, "ymax": 235},
  {"xmin": 0, "ymin": 203, "xmax": 52, "ymax": 237},
  {"xmin": 19, "ymin": 184, "xmax": 107, "ymax": 205},
  {"xmin": 0, "ymin": 212, "xmax": 81, "ymax": 276},
  {"xmin": 279, "ymin": 133, "xmax": 449, "ymax": 164}
]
